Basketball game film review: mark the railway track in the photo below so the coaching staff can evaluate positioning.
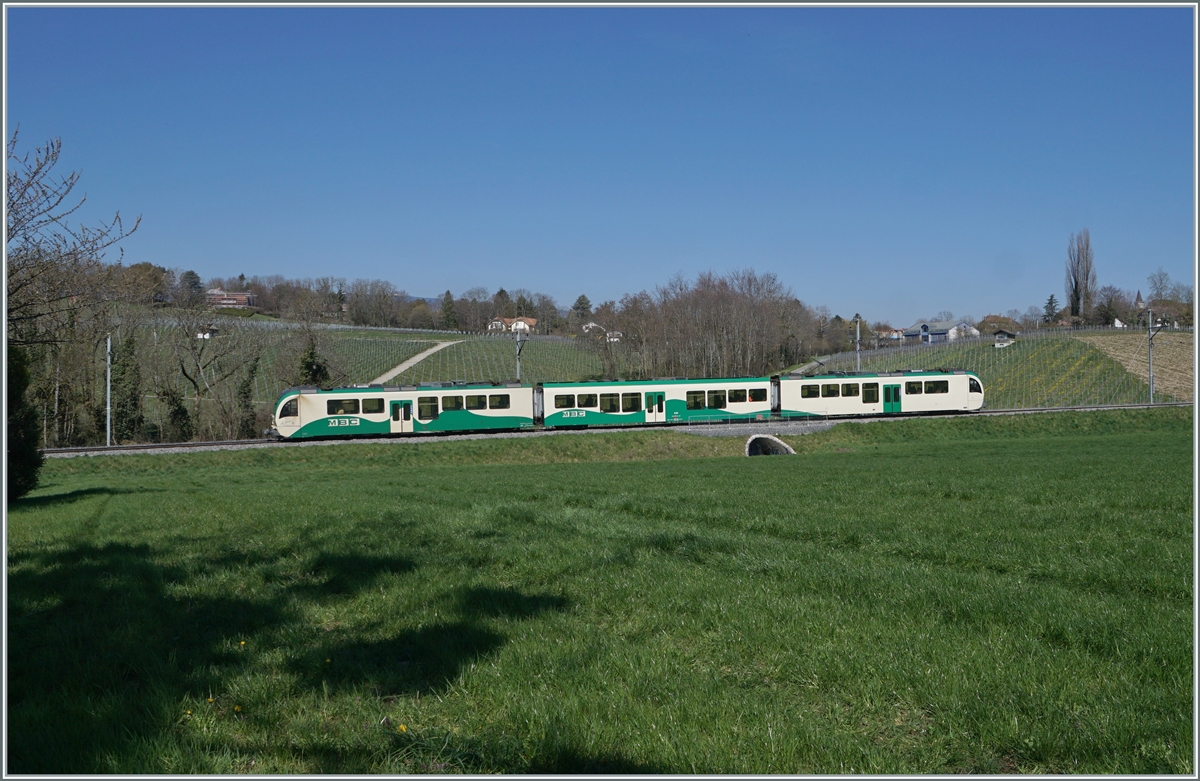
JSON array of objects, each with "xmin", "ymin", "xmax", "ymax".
[{"xmin": 41, "ymin": 401, "xmax": 1191, "ymax": 458}]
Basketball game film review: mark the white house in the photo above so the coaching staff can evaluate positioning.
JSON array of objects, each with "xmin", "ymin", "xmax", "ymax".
[
  {"xmin": 488, "ymin": 316, "xmax": 538, "ymax": 333},
  {"xmin": 903, "ymin": 319, "xmax": 980, "ymax": 345}
]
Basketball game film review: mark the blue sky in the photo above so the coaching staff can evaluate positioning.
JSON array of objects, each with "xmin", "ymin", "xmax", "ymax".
[{"xmin": 5, "ymin": 6, "xmax": 1194, "ymax": 326}]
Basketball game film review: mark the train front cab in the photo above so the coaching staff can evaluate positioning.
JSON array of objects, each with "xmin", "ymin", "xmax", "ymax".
[
  {"xmin": 272, "ymin": 388, "xmax": 307, "ymax": 438},
  {"xmin": 888, "ymin": 372, "xmax": 984, "ymax": 413},
  {"xmin": 777, "ymin": 370, "xmax": 984, "ymax": 417}
]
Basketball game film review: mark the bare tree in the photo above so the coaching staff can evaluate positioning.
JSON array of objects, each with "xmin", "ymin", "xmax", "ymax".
[
  {"xmin": 457, "ymin": 287, "xmax": 491, "ymax": 331},
  {"xmin": 1020, "ymin": 305, "xmax": 1043, "ymax": 328},
  {"xmin": 6, "ymin": 130, "xmax": 139, "ymax": 346},
  {"xmin": 1065, "ymin": 229, "xmax": 1097, "ymax": 319},
  {"xmin": 1094, "ymin": 285, "xmax": 1133, "ymax": 326},
  {"xmin": 346, "ymin": 279, "xmax": 401, "ymax": 327},
  {"xmin": 168, "ymin": 310, "xmax": 267, "ymax": 439}
]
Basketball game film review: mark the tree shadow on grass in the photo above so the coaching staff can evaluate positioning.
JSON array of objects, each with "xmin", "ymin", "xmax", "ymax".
[
  {"xmin": 292, "ymin": 586, "xmax": 568, "ymax": 697},
  {"xmin": 8, "ymin": 541, "xmax": 574, "ymax": 773},
  {"xmin": 292, "ymin": 552, "xmax": 417, "ymax": 597},
  {"xmin": 7, "ymin": 485, "xmax": 165, "ymax": 511},
  {"xmin": 524, "ymin": 746, "xmax": 669, "ymax": 774},
  {"xmin": 454, "ymin": 584, "xmax": 569, "ymax": 619},
  {"xmin": 7, "ymin": 542, "xmax": 287, "ymax": 774},
  {"xmin": 299, "ymin": 622, "xmax": 507, "ymax": 696}
]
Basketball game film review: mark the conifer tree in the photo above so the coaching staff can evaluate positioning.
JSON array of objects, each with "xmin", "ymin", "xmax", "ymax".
[
  {"xmin": 6, "ymin": 344, "xmax": 44, "ymax": 500},
  {"xmin": 111, "ymin": 335, "xmax": 143, "ymax": 442},
  {"xmin": 441, "ymin": 290, "xmax": 458, "ymax": 330},
  {"xmin": 298, "ymin": 336, "xmax": 330, "ymax": 386},
  {"xmin": 236, "ymin": 358, "xmax": 260, "ymax": 439}
]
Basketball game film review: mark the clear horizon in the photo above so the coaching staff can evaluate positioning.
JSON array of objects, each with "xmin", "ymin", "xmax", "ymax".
[{"xmin": 5, "ymin": 5, "xmax": 1195, "ymax": 327}]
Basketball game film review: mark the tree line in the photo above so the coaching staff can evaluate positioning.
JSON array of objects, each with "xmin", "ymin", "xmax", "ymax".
[{"xmin": 1054, "ymin": 228, "xmax": 1193, "ymax": 329}]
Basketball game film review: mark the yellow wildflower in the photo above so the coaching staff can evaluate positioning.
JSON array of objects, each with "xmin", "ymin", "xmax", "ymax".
[{"xmin": 398, "ymin": 724, "xmax": 407, "ymax": 733}]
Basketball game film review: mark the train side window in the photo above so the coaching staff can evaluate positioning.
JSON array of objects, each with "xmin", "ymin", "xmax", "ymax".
[
  {"xmin": 862, "ymin": 383, "xmax": 879, "ymax": 403},
  {"xmin": 801, "ymin": 384, "xmax": 820, "ymax": 399},
  {"xmin": 621, "ymin": 393, "xmax": 641, "ymax": 412},
  {"xmin": 577, "ymin": 393, "xmax": 598, "ymax": 408},
  {"xmin": 729, "ymin": 389, "xmax": 747, "ymax": 403},
  {"xmin": 686, "ymin": 391, "xmax": 706, "ymax": 410},
  {"xmin": 821, "ymin": 384, "xmax": 839, "ymax": 398},
  {"xmin": 905, "ymin": 381, "xmax": 923, "ymax": 395},
  {"xmin": 748, "ymin": 388, "xmax": 767, "ymax": 402},
  {"xmin": 488, "ymin": 394, "xmax": 510, "ymax": 410},
  {"xmin": 417, "ymin": 397, "xmax": 439, "ymax": 420},
  {"xmin": 969, "ymin": 378, "xmax": 983, "ymax": 394},
  {"xmin": 362, "ymin": 398, "xmax": 385, "ymax": 414},
  {"xmin": 466, "ymin": 395, "xmax": 487, "ymax": 410},
  {"xmin": 707, "ymin": 390, "xmax": 726, "ymax": 409},
  {"xmin": 327, "ymin": 398, "xmax": 359, "ymax": 415},
  {"xmin": 279, "ymin": 399, "xmax": 298, "ymax": 418},
  {"xmin": 442, "ymin": 395, "xmax": 464, "ymax": 411},
  {"xmin": 554, "ymin": 394, "xmax": 575, "ymax": 409},
  {"xmin": 599, "ymin": 393, "xmax": 620, "ymax": 413},
  {"xmin": 924, "ymin": 380, "xmax": 949, "ymax": 394},
  {"xmin": 841, "ymin": 383, "xmax": 859, "ymax": 397}
]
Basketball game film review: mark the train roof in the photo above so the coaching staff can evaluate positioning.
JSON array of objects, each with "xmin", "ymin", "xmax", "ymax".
[
  {"xmin": 781, "ymin": 368, "xmax": 980, "ymax": 380},
  {"xmin": 277, "ymin": 380, "xmax": 527, "ymax": 396},
  {"xmin": 541, "ymin": 376, "xmax": 772, "ymax": 388}
]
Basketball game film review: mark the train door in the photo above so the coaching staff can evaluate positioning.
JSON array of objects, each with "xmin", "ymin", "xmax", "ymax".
[
  {"xmin": 883, "ymin": 385, "xmax": 902, "ymax": 414},
  {"xmin": 644, "ymin": 391, "xmax": 665, "ymax": 423},
  {"xmin": 390, "ymin": 400, "xmax": 413, "ymax": 434}
]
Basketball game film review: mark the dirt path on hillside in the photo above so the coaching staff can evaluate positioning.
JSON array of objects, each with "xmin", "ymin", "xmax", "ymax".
[
  {"xmin": 1074, "ymin": 332, "xmax": 1193, "ymax": 402},
  {"xmin": 370, "ymin": 341, "xmax": 463, "ymax": 385}
]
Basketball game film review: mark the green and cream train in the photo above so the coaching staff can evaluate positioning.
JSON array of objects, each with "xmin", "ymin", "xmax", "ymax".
[{"xmin": 267, "ymin": 369, "xmax": 984, "ymax": 440}]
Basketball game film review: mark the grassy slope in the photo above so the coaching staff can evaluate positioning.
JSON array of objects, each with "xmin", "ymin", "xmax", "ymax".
[
  {"xmin": 390, "ymin": 338, "xmax": 602, "ymax": 385},
  {"xmin": 7, "ymin": 408, "xmax": 1193, "ymax": 773},
  {"xmin": 823, "ymin": 331, "xmax": 1178, "ymax": 408}
]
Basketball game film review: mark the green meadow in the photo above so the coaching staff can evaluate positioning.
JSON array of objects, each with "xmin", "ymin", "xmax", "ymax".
[{"xmin": 7, "ymin": 408, "xmax": 1193, "ymax": 773}]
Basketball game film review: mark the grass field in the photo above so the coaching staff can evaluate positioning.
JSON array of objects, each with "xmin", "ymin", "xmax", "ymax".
[{"xmin": 7, "ymin": 408, "xmax": 1193, "ymax": 773}]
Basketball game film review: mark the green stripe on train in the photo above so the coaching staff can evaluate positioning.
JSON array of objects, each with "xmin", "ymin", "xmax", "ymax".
[
  {"xmin": 413, "ymin": 412, "xmax": 533, "ymax": 433},
  {"xmin": 291, "ymin": 417, "xmax": 392, "ymax": 438},
  {"xmin": 288, "ymin": 411, "xmax": 533, "ymax": 438},
  {"xmin": 542, "ymin": 407, "xmax": 772, "ymax": 428}
]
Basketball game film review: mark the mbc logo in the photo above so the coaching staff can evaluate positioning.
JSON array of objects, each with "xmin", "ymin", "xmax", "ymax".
[{"xmin": 328, "ymin": 418, "xmax": 361, "ymax": 427}]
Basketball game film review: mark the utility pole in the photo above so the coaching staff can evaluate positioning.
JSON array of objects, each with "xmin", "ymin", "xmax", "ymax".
[
  {"xmin": 1147, "ymin": 306, "xmax": 1165, "ymax": 404},
  {"xmin": 106, "ymin": 334, "xmax": 112, "ymax": 447},
  {"xmin": 515, "ymin": 328, "xmax": 528, "ymax": 381},
  {"xmin": 855, "ymin": 316, "xmax": 861, "ymax": 372}
]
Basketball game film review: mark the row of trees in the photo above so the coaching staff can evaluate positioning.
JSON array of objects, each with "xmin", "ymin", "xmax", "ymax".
[
  {"xmin": 574, "ymin": 270, "xmax": 872, "ymax": 380},
  {"xmin": 1058, "ymin": 228, "xmax": 1193, "ymax": 328},
  {"xmin": 203, "ymin": 273, "xmax": 595, "ymax": 335}
]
